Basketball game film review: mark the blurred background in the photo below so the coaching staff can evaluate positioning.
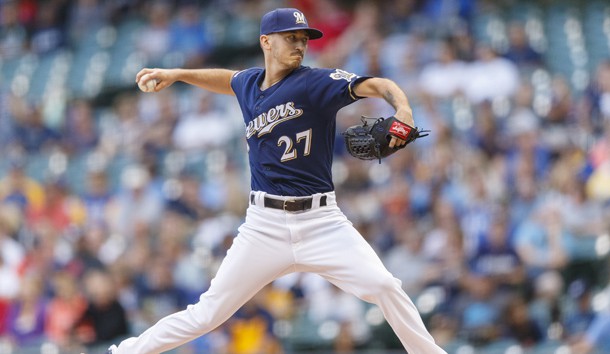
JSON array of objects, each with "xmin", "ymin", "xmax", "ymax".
[{"xmin": 1, "ymin": 0, "xmax": 610, "ymax": 353}]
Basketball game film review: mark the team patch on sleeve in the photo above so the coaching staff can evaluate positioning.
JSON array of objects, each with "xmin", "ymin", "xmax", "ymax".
[{"xmin": 329, "ymin": 69, "xmax": 358, "ymax": 82}]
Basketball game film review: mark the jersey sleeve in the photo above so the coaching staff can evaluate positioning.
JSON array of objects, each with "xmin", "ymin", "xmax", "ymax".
[
  {"xmin": 230, "ymin": 68, "xmax": 258, "ymax": 100},
  {"xmin": 230, "ymin": 69, "xmax": 245, "ymax": 95},
  {"xmin": 306, "ymin": 68, "xmax": 371, "ymax": 110}
]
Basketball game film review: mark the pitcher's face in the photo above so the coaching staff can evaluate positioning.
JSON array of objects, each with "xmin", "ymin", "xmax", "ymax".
[{"xmin": 264, "ymin": 30, "xmax": 309, "ymax": 69}]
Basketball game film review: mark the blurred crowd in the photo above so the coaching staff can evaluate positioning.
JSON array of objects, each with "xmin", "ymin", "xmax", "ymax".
[{"xmin": 2, "ymin": 0, "xmax": 610, "ymax": 353}]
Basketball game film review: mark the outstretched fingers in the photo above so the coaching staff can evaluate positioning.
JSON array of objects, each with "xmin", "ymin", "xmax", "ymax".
[
  {"xmin": 135, "ymin": 68, "xmax": 154, "ymax": 84},
  {"xmin": 389, "ymin": 136, "xmax": 406, "ymax": 148}
]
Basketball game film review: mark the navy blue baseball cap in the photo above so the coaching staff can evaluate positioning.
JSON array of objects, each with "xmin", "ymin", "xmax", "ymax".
[{"xmin": 260, "ymin": 8, "xmax": 323, "ymax": 40}]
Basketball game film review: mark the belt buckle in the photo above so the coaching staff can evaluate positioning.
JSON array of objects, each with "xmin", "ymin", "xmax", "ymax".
[{"xmin": 284, "ymin": 199, "xmax": 303, "ymax": 212}]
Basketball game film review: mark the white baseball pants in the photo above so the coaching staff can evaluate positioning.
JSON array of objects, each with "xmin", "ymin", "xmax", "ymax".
[{"xmin": 113, "ymin": 191, "xmax": 446, "ymax": 354}]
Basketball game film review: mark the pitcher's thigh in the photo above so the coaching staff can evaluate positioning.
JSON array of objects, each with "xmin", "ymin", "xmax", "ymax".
[
  {"xmin": 303, "ymin": 222, "xmax": 402, "ymax": 302},
  {"xmin": 191, "ymin": 231, "xmax": 295, "ymax": 325}
]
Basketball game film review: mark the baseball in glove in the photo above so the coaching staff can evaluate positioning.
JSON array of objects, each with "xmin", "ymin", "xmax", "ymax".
[{"xmin": 342, "ymin": 116, "xmax": 429, "ymax": 163}]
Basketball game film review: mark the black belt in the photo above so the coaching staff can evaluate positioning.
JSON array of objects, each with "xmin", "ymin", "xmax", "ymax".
[{"xmin": 250, "ymin": 194, "xmax": 327, "ymax": 212}]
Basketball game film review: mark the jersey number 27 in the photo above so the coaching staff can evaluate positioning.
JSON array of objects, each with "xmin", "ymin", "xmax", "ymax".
[{"xmin": 277, "ymin": 129, "xmax": 312, "ymax": 162}]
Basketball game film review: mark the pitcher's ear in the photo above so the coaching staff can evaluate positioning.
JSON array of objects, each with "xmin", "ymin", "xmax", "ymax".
[{"xmin": 260, "ymin": 34, "xmax": 271, "ymax": 49}]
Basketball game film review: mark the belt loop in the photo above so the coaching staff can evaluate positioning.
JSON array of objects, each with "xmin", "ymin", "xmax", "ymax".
[
  {"xmin": 250, "ymin": 193, "xmax": 255, "ymax": 205},
  {"xmin": 257, "ymin": 192, "xmax": 266, "ymax": 207},
  {"xmin": 312, "ymin": 193, "xmax": 328, "ymax": 208}
]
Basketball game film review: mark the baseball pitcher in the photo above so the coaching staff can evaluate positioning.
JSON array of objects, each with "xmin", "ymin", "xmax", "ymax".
[{"xmin": 108, "ymin": 7, "xmax": 444, "ymax": 354}]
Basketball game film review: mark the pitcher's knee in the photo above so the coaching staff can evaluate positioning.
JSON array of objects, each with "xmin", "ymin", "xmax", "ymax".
[
  {"xmin": 184, "ymin": 299, "xmax": 222, "ymax": 334},
  {"xmin": 359, "ymin": 273, "xmax": 402, "ymax": 303}
]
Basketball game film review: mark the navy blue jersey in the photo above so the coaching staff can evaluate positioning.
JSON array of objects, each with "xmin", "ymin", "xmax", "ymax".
[{"xmin": 231, "ymin": 66, "xmax": 370, "ymax": 196}]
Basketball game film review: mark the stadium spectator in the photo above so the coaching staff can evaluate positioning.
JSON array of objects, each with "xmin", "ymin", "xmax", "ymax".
[
  {"xmin": 379, "ymin": 0, "xmax": 421, "ymax": 34},
  {"xmin": 26, "ymin": 178, "xmax": 86, "ymax": 235},
  {"xmin": 502, "ymin": 293, "xmax": 544, "ymax": 347},
  {"xmin": 72, "ymin": 269, "xmax": 129, "ymax": 347},
  {"xmin": 201, "ymin": 0, "xmax": 262, "ymax": 67},
  {"xmin": 405, "ymin": 158, "xmax": 435, "ymax": 218},
  {"xmin": 507, "ymin": 158, "xmax": 538, "ymax": 229},
  {"xmin": 337, "ymin": 2, "xmax": 383, "ymax": 76},
  {"xmin": 66, "ymin": 0, "xmax": 106, "ymax": 45},
  {"xmin": 462, "ymin": 43, "xmax": 520, "ymax": 104},
  {"xmin": 0, "ymin": 90, "xmax": 14, "ymax": 150},
  {"xmin": 504, "ymin": 101, "xmax": 551, "ymax": 185},
  {"xmin": 527, "ymin": 269, "xmax": 564, "ymax": 338},
  {"xmin": 164, "ymin": 171, "xmax": 209, "ymax": 222},
  {"xmin": 468, "ymin": 101, "xmax": 506, "ymax": 157},
  {"xmin": 0, "ymin": 1, "xmax": 28, "ymax": 59},
  {"xmin": 420, "ymin": 199, "xmax": 465, "ymax": 297},
  {"xmin": 513, "ymin": 201, "xmax": 570, "ymax": 280},
  {"xmin": 172, "ymin": 90, "xmax": 235, "ymax": 151},
  {"xmin": 81, "ymin": 169, "xmax": 115, "ymax": 226},
  {"xmin": 466, "ymin": 209, "xmax": 525, "ymax": 292},
  {"xmin": 586, "ymin": 120, "xmax": 610, "ymax": 202},
  {"xmin": 29, "ymin": 1, "xmax": 67, "ymax": 56},
  {"xmin": 134, "ymin": 1, "xmax": 172, "ymax": 67},
  {"xmin": 62, "ymin": 99, "xmax": 100, "ymax": 154},
  {"xmin": 4, "ymin": 274, "xmax": 47, "ymax": 347},
  {"xmin": 448, "ymin": 24, "xmax": 476, "ymax": 62},
  {"xmin": 140, "ymin": 89, "xmax": 180, "ymax": 157},
  {"xmin": 569, "ymin": 312, "xmax": 610, "ymax": 354},
  {"xmin": 0, "ymin": 204, "xmax": 25, "ymax": 271},
  {"xmin": 45, "ymin": 270, "xmax": 88, "ymax": 348},
  {"xmin": 224, "ymin": 289, "xmax": 284, "ymax": 354},
  {"xmin": 548, "ymin": 154, "xmax": 608, "ymax": 266},
  {"xmin": 69, "ymin": 222, "xmax": 111, "ymax": 274},
  {"xmin": 11, "ymin": 102, "xmax": 62, "ymax": 154},
  {"xmin": 418, "ymin": 38, "xmax": 466, "ymax": 100},
  {"xmin": 98, "ymin": 92, "xmax": 145, "ymax": 158},
  {"xmin": 563, "ymin": 279, "xmax": 596, "ymax": 344},
  {"xmin": 420, "ymin": 0, "xmax": 475, "ymax": 36},
  {"xmin": 168, "ymin": 1, "xmax": 215, "ymax": 69},
  {"xmin": 458, "ymin": 161, "xmax": 498, "ymax": 258},
  {"xmin": 0, "ymin": 256, "xmax": 12, "ymax": 337},
  {"xmin": 0, "ymin": 252, "xmax": 20, "ymax": 304},
  {"xmin": 503, "ymin": 21, "xmax": 543, "ymax": 70},
  {"xmin": 541, "ymin": 76, "xmax": 574, "ymax": 154},
  {"xmin": 383, "ymin": 226, "xmax": 432, "ymax": 297},
  {"xmin": 577, "ymin": 59, "xmax": 610, "ymax": 135},
  {"xmin": 0, "ymin": 214, "xmax": 23, "ymax": 335},
  {"xmin": 588, "ymin": 120, "xmax": 610, "ymax": 170},
  {"xmin": 545, "ymin": 75, "xmax": 573, "ymax": 126},
  {"xmin": 569, "ymin": 273, "xmax": 610, "ymax": 353},
  {"xmin": 453, "ymin": 273, "xmax": 505, "ymax": 347},
  {"xmin": 133, "ymin": 255, "xmax": 185, "ymax": 327},
  {"xmin": 106, "ymin": 164, "xmax": 163, "ymax": 241},
  {"xmin": 0, "ymin": 156, "xmax": 45, "ymax": 213}
]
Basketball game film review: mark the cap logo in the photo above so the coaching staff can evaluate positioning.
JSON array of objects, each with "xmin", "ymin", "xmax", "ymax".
[{"xmin": 293, "ymin": 11, "xmax": 306, "ymax": 24}]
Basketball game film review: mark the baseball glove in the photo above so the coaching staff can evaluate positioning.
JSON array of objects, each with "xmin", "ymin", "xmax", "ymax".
[{"xmin": 342, "ymin": 116, "xmax": 429, "ymax": 163}]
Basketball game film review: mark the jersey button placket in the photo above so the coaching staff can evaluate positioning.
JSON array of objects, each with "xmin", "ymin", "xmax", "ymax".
[{"xmin": 255, "ymin": 94, "xmax": 264, "ymax": 112}]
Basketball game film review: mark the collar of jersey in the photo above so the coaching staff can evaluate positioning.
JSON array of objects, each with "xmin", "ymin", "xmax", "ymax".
[{"xmin": 257, "ymin": 66, "xmax": 305, "ymax": 92}]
